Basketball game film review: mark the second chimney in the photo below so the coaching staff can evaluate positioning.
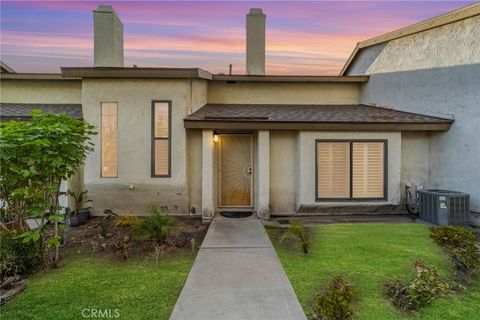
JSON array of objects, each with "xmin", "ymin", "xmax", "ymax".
[
  {"xmin": 246, "ymin": 8, "xmax": 266, "ymax": 75},
  {"xmin": 94, "ymin": 5, "xmax": 124, "ymax": 67}
]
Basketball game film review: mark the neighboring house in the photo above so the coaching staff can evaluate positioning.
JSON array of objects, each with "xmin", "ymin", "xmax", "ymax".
[{"xmin": 1, "ymin": 4, "xmax": 477, "ymax": 221}]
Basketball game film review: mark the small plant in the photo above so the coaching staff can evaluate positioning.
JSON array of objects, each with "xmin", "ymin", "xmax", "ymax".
[
  {"xmin": 135, "ymin": 204, "xmax": 176, "ymax": 241},
  {"xmin": 100, "ymin": 219, "xmax": 109, "ymax": 237},
  {"xmin": 386, "ymin": 260, "xmax": 451, "ymax": 312},
  {"xmin": 152, "ymin": 243, "xmax": 165, "ymax": 265},
  {"xmin": 67, "ymin": 190, "xmax": 90, "ymax": 215},
  {"xmin": 311, "ymin": 276, "xmax": 356, "ymax": 320},
  {"xmin": 0, "ymin": 230, "xmax": 41, "ymax": 281},
  {"xmin": 114, "ymin": 215, "xmax": 141, "ymax": 229},
  {"xmin": 280, "ymin": 221, "xmax": 311, "ymax": 253},
  {"xmin": 430, "ymin": 226, "xmax": 480, "ymax": 279}
]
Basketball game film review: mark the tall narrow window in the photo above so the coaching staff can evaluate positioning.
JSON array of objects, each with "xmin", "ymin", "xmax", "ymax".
[
  {"xmin": 101, "ymin": 102, "xmax": 118, "ymax": 178},
  {"xmin": 152, "ymin": 101, "xmax": 171, "ymax": 177},
  {"xmin": 316, "ymin": 140, "xmax": 386, "ymax": 200}
]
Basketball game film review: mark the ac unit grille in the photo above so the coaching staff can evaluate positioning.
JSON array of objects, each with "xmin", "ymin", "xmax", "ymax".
[
  {"xmin": 448, "ymin": 196, "xmax": 469, "ymax": 225},
  {"xmin": 417, "ymin": 190, "xmax": 470, "ymax": 226}
]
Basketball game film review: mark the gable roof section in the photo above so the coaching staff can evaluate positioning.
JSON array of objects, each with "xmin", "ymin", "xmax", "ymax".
[
  {"xmin": 0, "ymin": 103, "xmax": 82, "ymax": 121},
  {"xmin": 0, "ymin": 61, "xmax": 16, "ymax": 73},
  {"xmin": 340, "ymin": 3, "xmax": 480, "ymax": 75},
  {"xmin": 184, "ymin": 104, "xmax": 453, "ymax": 131}
]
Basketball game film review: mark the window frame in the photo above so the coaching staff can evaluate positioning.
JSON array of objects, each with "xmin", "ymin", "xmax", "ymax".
[
  {"xmin": 151, "ymin": 100, "xmax": 172, "ymax": 178},
  {"xmin": 315, "ymin": 139, "xmax": 388, "ymax": 202},
  {"xmin": 100, "ymin": 101, "xmax": 118, "ymax": 178}
]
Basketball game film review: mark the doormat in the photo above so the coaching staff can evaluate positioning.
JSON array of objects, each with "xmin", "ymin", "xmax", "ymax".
[{"xmin": 220, "ymin": 211, "xmax": 253, "ymax": 218}]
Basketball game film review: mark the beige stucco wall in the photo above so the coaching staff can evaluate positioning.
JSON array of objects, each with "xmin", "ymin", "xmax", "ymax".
[
  {"xmin": 296, "ymin": 131, "xmax": 402, "ymax": 207},
  {"xmin": 187, "ymin": 129, "xmax": 203, "ymax": 214},
  {"xmin": 67, "ymin": 166, "xmax": 85, "ymax": 209},
  {"xmin": 207, "ymin": 82, "xmax": 361, "ymax": 105},
  {"xmin": 0, "ymin": 80, "xmax": 82, "ymax": 104},
  {"xmin": 367, "ymin": 16, "xmax": 480, "ymax": 74},
  {"xmin": 191, "ymin": 79, "xmax": 208, "ymax": 113},
  {"xmin": 270, "ymin": 131, "xmax": 297, "ymax": 215},
  {"xmin": 82, "ymin": 78, "xmax": 201, "ymax": 215}
]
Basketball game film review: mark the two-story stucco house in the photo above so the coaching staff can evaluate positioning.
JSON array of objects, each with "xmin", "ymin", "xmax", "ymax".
[{"xmin": 1, "ymin": 4, "xmax": 478, "ymax": 222}]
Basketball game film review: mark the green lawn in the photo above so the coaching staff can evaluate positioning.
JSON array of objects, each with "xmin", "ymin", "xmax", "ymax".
[
  {"xmin": 269, "ymin": 223, "xmax": 480, "ymax": 320},
  {"xmin": 0, "ymin": 250, "xmax": 195, "ymax": 320}
]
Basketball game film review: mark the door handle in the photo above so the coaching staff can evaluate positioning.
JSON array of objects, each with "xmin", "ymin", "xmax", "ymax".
[{"xmin": 247, "ymin": 167, "xmax": 253, "ymax": 175}]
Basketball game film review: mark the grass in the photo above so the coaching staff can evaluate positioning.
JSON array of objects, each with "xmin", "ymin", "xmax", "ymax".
[
  {"xmin": 269, "ymin": 223, "xmax": 480, "ymax": 320},
  {"xmin": 0, "ymin": 250, "xmax": 195, "ymax": 320}
]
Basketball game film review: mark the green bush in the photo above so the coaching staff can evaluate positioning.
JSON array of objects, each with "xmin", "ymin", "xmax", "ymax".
[
  {"xmin": 386, "ymin": 260, "xmax": 451, "ymax": 312},
  {"xmin": 430, "ymin": 226, "xmax": 480, "ymax": 277},
  {"xmin": 311, "ymin": 276, "xmax": 356, "ymax": 320},
  {"xmin": 0, "ymin": 231, "xmax": 41, "ymax": 281},
  {"xmin": 100, "ymin": 219, "xmax": 110, "ymax": 237},
  {"xmin": 135, "ymin": 205, "xmax": 176, "ymax": 241},
  {"xmin": 280, "ymin": 221, "xmax": 311, "ymax": 254}
]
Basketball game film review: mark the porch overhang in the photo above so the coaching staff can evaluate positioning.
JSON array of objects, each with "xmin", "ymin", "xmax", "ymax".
[{"xmin": 184, "ymin": 104, "xmax": 453, "ymax": 131}]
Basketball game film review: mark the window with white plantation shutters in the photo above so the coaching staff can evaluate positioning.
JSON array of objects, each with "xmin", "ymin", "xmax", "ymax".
[
  {"xmin": 352, "ymin": 142, "xmax": 385, "ymax": 198},
  {"xmin": 316, "ymin": 142, "xmax": 350, "ymax": 199},
  {"xmin": 316, "ymin": 140, "xmax": 386, "ymax": 200}
]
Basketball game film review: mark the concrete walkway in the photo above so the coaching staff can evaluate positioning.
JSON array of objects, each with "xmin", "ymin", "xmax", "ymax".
[{"xmin": 171, "ymin": 216, "xmax": 306, "ymax": 320}]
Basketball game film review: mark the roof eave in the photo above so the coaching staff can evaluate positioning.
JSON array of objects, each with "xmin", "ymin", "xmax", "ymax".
[
  {"xmin": 61, "ymin": 67, "xmax": 213, "ymax": 80},
  {"xmin": 0, "ymin": 73, "xmax": 81, "ymax": 80},
  {"xmin": 212, "ymin": 75, "xmax": 369, "ymax": 83},
  {"xmin": 184, "ymin": 120, "xmax": 452, "ymax": 131}
]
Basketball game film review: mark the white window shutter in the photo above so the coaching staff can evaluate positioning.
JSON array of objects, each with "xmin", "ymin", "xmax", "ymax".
[
  {"xmin": 352, "ymin": 142, "xmax": 384, "ymax": 198},
  {"xmin": 317, "ymin": 142, "xmax": 350, "ymax": 199}
]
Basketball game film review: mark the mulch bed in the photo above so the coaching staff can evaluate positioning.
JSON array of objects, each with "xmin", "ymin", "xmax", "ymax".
[{"xmin": 63, "ymin": 216, "xmax": 208, "ymax": 260}]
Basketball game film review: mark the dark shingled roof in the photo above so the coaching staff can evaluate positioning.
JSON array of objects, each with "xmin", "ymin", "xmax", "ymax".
[
  {"xmin": 0, "ymin": 103, "xmax": 83, "ymax": 121},
  {"xmin": 184, "ymin": 104, "xmax": 453, "ymax": 131}
]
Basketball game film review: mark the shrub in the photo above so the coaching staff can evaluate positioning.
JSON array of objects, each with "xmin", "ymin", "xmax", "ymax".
[
  {"xmin": 0, "ymin": 110, "xmax": 96, "ymax": 265},
  {"xmin": 280, "ymin": 221, "xmax": 311, "ymax": 254},
  {"xmin": 311, "ymin": 276, "xmax": 356, "ymax": 320},
  {"xmin": 114, "ymin": 215, "xmax": 141, "ymax": 229},
  {"xmin": 100, "ymin": 219, "xmax": 110, "ymax": 237},
  {"xmin": 386, "ymin": 260, "xmax": 451, "ymax": 312},
  {"xmin": 135, "ymin": 205, "xmax": 176, "ymax": 241},
  {"xmin": 430, "ymin": 226, "xmax": 480, "ymax": 278},
  {"xmin": 0, "ymin": 231, "xmax": 41, "ymax": 281}
]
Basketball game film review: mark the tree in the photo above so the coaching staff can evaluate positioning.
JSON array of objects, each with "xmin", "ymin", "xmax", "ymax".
[{"xmin": 0, "ymin": 110, "xmax": 96, "ymax": 265}]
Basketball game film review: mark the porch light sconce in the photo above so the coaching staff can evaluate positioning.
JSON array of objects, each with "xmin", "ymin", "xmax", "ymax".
[{"xmin": 213, "ymin": 132, "xmax": 219, "ymax": 143}]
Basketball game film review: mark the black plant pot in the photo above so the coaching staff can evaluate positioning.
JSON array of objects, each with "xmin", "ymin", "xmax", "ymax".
[
  {"xmin": 78, "ymin": 209, "xmax": 90, "ymax": 223},
  {"xmin": 68, "ymin": 215, "xmax": 80, "ymax": 227}
]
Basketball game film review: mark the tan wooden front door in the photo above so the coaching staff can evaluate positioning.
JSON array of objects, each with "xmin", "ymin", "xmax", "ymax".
[{"xmin": 218, "ymin": 134, "xmax": 253, "ymax": 207}]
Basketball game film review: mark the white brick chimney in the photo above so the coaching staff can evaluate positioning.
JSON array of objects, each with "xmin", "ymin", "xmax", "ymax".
[
  {"xmin": 94, "ymin": 5, "xmax": 124, "ymax": 67},
  {"xmin": 246, "ymin": 8, "xmax": 266, "ymax": 75}
]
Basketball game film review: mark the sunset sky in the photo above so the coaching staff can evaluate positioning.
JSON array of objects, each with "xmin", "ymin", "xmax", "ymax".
[{"xmin": 0, "ymin": 1, "xmax": 474, "ymax": 75}]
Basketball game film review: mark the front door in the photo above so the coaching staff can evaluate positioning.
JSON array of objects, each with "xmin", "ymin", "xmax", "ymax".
[{"xmin": 218, "ymin": 134, "xmax": 253, "ymax": 207}]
